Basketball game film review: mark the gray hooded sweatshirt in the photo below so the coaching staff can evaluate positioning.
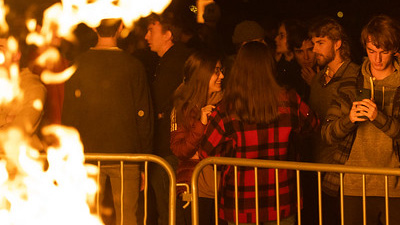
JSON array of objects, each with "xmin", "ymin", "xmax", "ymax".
[{"xmin": 344, "ymin": 57, "xmax": 400, "ymax": 197}]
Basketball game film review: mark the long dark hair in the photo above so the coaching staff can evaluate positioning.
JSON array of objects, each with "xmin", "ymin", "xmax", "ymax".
[
  {"xmin": 224, "ymin": 41, "xmax": 281, "ymax": 124},
  {"xmin": 173, "ymin": 51, "xmax": 220, "ymax": 129}
]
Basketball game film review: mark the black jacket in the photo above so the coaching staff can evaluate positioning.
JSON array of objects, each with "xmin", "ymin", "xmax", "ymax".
[
  {"xmin": 62, "ymin": 49, "xmax": 153, "ymax": 154},
  {"xmin": 150, "ymin": 43, "xmax": 192, "ymax": 156}
]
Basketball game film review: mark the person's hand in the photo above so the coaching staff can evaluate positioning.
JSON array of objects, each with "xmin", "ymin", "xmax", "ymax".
[
  {"xmin": 350, "ymin": 99, "xmax": 377, "ymax": 123},
  {"xmin": 200, "ymin": 105, "xmax": 215, "ymax": 125},
  {"xmin": 301, "ymin": 67, "xmax": 317, "ymax": 85}
]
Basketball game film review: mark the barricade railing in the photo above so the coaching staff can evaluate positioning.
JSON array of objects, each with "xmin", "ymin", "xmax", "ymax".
[
  {"xmin": 190, "ymin": 157, "xmax": 400, "ymax": 225},
  {"xmin": 85, "ymin": 153, "xmax": 176, "ymax": 225}
]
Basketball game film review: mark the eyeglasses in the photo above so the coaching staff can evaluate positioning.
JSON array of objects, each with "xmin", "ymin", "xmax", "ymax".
[{"xmin": 214, "ymin": 67, "xmax": 225, "ymax": 76}]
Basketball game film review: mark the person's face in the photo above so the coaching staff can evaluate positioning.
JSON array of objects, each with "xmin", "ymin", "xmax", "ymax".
[
  {"xmin": 275, "ymin": 24, "xmax": 289, "ymax": 54},
  {"xmin": 366, "ymin": 41, "xmax": 394, "ymax": 73},
  {"xmin": 145, "ymin": 21, "xmax": 168, "ymax": 56},
  {"xmin": 312, "ymin": 36, "xmax": 336, "ymax": 67},
  {"xmin": 294, "ymin": 40, "xmax": 316, "ymax": 68},
  {"xmin": 208, "ymin": 61, "xmax": 224, "ymax": 95}
]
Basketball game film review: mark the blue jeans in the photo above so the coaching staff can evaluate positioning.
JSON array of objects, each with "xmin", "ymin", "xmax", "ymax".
[{"xmin": 99, "ymin": 164, "xmax": 140, "ymax": 225}]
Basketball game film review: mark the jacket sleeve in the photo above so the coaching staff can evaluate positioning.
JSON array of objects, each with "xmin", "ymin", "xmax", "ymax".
[
  {"xmin": 371, "ymin": 109, "xmax": 400, "ymax": 140},
  {"xmin": 295, "ymin": 92, "xmax": 320, "ymax": 134},
  {"xmin": 134, "ymin": 63, "xmax": 154, "ymax": 154},
  {"xmin": 321, "ymin": 95, "xmax": 358, "ymax": 145},
  {"xmin": 199, "ymin": 109, "xmax": 231, "ymax": 159},
  {"xmin": 170, "ymin": 120, "xmax": 206, "ymax": 160}
]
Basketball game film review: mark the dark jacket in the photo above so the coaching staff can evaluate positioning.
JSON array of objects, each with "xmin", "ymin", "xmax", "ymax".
[
  {"xmin": 62, "ymin": 48, "xmax": 153, "ymax": 154},
  {"xmin": 151, "ymin": 43, "xmax": 192, "ymax": 157}
]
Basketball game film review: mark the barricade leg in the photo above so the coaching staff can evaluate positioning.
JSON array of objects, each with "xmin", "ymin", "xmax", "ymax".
[{"xmin": 86, "ymin": 154, "xmax": 176, "ymax": 225}]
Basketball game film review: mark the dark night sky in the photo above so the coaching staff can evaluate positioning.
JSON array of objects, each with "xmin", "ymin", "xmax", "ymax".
[
  {"xmin": 6, "ymin": 0, "xmax": 400, "ymax": 23},
  {"xmin": 5, "ymin": 0, "xmax": 400, "ymax": 62},
  {"xmin": 6, "ymin": 0, "xmax": 400, "ymax": 25},
  {"xmin": 203, "ymin": 0, "xmax": 400, "ymax": 62},
  {"xmin": 165, "ymin": 0, "xmax": 400, "ymax": 61}
]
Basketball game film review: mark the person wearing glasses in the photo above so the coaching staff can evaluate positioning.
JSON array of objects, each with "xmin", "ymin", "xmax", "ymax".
[{"xmin": 170, "ymin": 50, "xmax": 224, "ymax": 225}]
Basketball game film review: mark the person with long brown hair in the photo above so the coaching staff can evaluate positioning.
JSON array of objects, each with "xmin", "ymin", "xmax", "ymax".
[
  {"xmin": 170, "ymin": 50, "xmax": 224, "ymax": 225},
  {"xmin": 200, "ymin": 41, "xmax": 319, "ymax": 225}
]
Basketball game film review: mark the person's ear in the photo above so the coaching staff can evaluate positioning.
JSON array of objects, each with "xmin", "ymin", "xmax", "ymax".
[
  {"xmin": 164, "ymin": 30, "xmax": 172, "ymax": 41},
  {"xmin": 334, "ymin": 40, "xmax": 342, "ymax": 51}
]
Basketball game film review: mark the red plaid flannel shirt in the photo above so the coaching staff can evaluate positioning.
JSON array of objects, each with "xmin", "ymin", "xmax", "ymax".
[{"xmin": 200, "ymin": 89, "xmax": 319, "ymax": 223}]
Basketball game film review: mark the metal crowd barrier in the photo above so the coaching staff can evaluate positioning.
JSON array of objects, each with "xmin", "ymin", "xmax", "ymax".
[
  {"xmin": 85, "ymin": 154, "xmax": 176, "ymax": 225},
  {"xmin": 190, "ymin": 157, "xmax": 400, "ymax": 225}
]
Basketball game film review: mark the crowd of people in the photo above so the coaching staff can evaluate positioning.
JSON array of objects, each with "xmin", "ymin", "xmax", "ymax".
[{"xmin": 3, "ymin": 2, "xmax": 400, "ymax": 225}]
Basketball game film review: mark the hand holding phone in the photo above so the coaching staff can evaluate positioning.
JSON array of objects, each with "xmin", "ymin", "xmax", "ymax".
[
  {"xmin": 350, "ymin": 98, "xmax": 377, "ymax": 123},
  {"xmin": 354, "ymin": 89, "xmax": 371, "ymax": 119},
  {"xmin": 355, "ymin": 89, "xmax": 371, "ymax": 101}
]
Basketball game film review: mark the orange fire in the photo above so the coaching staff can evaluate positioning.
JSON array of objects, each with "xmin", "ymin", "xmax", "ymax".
[
  {"xmin": 0, "ymin": 126, "xmax": 102, "ymax": 225},
  {"xmin": 0, "ymin": 0, "xmax": 173, "ymax": 224},
  {"xmin": 26, "ymin": 0, "xmax": 172, "ymax": 85}
]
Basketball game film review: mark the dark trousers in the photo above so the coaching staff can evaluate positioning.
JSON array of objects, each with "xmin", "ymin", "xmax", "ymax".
[
  {"xmin": 149, "ymin": 155, "xmax": 178, "ymax": 225},
  {"xmin": 301, "ymin": 171, "xmax": 319, "ymax": 225},
  {"xmin": 344, "ymin": 196, "xmax": 400, "ymax": 225},
  {"xmin": 322, "ymin": 192, "xmax": 341, "ymax": 225}
]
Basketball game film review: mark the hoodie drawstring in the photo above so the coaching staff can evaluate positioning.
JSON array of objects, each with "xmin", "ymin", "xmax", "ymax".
[{"xmin": 369, "ymin": 76, "xmax": 375, "ymax": 101}]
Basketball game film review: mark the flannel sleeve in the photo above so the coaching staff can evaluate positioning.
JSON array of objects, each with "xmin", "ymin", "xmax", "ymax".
[
  {"xmin": 199, "ymin": 109, "xmax": 227, "ymax": 158},
  {"xmin": 371, "ymin": 109, "xmax": 400, "ymax": 140},
  {"xmin": 321, "ymin": 94, "xmax": 357, "ymax": 145}
]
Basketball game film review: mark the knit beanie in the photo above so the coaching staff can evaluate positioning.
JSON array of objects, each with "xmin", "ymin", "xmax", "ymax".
[{"xmin": 232, "ymin": 20, "xmax": 265, "ymax": 44}]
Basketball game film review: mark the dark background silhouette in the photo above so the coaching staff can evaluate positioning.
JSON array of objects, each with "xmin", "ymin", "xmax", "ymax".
[{"xmin": 5, "ymin": 0, "xmax": 400, "ymax": 63}]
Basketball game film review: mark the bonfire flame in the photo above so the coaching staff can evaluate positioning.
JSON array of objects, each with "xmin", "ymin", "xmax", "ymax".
[
  {"xmin": 0, "ymin": 0, "xmax": 173, "ymax": 224},
  {"xmin": 0, "ymin": 126, "xmax": 102, "ymax": 225},
  {"xmin": 26, "ymin": 0, "xmax": 172, "ymax": 84},
  {"xmin": 0, "ymin": 37, "xmax": 21, "ymax": 105}
]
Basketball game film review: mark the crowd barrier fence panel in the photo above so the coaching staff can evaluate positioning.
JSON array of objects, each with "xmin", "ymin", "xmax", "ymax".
[
  {"xmin": 85, "ymin": 153, "xmax": 176, "ymax": 225},
  {"xmin": 190, "ymin": 157, "xmax": 400, "ymax": 225}
]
